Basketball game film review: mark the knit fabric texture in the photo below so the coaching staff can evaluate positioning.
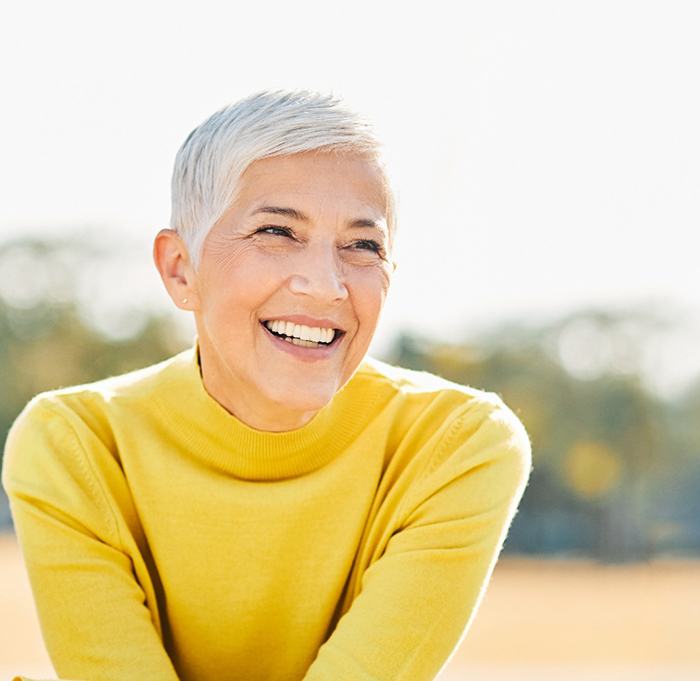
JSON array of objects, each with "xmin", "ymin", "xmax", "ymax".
[{"xmin": 2, "ymin": 340, "xmax": 532, "ymax": 681}]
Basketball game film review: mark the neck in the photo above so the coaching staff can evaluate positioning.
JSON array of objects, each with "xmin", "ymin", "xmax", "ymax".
[{"xmin": 196, "ymin": 337, "xmax": 319, "ymax": 432}]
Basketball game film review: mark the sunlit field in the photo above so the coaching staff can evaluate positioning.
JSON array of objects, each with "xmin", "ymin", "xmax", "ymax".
[
  {"xmin": 2, "ymin": 533, "xmax": 697, "ymax": 681},
  {"xmin": 449, "ymin": 556, "xmax": 700, "ymax": 680}
]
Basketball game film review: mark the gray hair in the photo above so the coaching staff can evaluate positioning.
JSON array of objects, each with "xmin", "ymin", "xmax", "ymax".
[{"xmin": 169, "ymin": 90, "xmax": 395, "ymax": 268}]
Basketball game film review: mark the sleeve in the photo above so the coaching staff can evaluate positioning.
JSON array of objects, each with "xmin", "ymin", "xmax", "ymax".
[
  {"xmin": 10, "ymin": 677, "xmax": 85, "ymax": 681},
  {"xmin": 301, "ymin": 399, "xmax": 533, "ymax": 681},
  {"xmin": 1, "ymin": 397, "xmax": 181, "ymax": 681}
]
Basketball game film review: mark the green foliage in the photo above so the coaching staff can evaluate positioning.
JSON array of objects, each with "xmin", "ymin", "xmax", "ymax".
[
  {"xmin": 383, "ymin": 310, "xmax": 700, "ymax": 562},
  {"xmin": 0, "ymin": 234, "xmax": 191, "ymax": 527},
  {"xmin": 0, "ymin": 300, "xmax": 188, "ymax": 438}
]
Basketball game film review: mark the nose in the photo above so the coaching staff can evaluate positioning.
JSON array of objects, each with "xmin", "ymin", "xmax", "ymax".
[{"xmin": 287, "ymin": 243, "xmax": 349, "ymax": 303}]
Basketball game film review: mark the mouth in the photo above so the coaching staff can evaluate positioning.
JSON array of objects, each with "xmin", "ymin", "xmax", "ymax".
[{"xmin": 259, "ymin": 319, "xmax": 346, "ymax": 350}]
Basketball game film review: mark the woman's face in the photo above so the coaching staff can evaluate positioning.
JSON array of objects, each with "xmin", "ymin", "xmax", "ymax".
[{"xmin": 191, "ymin": 151, "xmax": 394, "ymax": 431}]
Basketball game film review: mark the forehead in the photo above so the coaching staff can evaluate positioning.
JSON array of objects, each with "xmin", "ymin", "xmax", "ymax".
[{"xmin": 235, "ymin": 151, "xmax": 389, "ymax": 219}]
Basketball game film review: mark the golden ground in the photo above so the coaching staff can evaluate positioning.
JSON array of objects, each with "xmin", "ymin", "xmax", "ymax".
[{"xmin": 1, "ymin": 532, "xmax": 698, "ymax": 680}]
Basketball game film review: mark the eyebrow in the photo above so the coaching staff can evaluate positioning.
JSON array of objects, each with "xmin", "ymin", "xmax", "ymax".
[
  {"xmin": 252, "ymin": 206, "xmax": 307, "ymax": 221},
  {"xmin": 251, "ymin": 205, "xmax": 387, "ymax": 232}
]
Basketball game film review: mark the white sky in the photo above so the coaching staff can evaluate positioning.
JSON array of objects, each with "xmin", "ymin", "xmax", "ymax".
[{"xmin": 2, "ymin": 1, "xmax": 699, "ymax": 391}]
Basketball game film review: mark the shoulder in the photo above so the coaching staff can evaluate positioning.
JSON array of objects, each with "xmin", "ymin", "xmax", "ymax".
[
  {"xmin": 356, "ymin": 354, "xmax": 486, "ymax": 398},
  {"xmin": 9, "ymin": 347, "xmax": 190, "ymax": 425},
  {"xmin": 2, "ymin": 348, "xmax": 190, "ymax": 488},
  {"xmin": 357, "ymin": 354, "xmax": 528, "ymax": 435},
  {"xmin": 38, "ymin": 347, "xmax": 191, "ymax": 410},
  {"xmin": 356, "ymin": 355, "xmax": 532, "ymax": 487},
  {"xmin": 354, "ymin": 354, "xmax": 492, "ymax": 422}
]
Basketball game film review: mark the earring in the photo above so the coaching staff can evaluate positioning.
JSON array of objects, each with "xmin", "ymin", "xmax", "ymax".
[{"xmin": 182, "ymin": 298, "xmax": 189, "ymax": 304}]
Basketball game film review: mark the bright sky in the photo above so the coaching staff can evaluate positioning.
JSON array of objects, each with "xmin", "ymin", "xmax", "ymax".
[{"xmin": 2, "ymin": 1, "xmax": 699, "ymax": 393}]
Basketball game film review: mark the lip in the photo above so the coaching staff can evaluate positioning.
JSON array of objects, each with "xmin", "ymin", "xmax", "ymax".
[
  {"xmin": 259, "ymin": 321, "xmax": 345, "ymax": 363},
  {"xmin": 260, "ymin": 314, "xmax": 346, "ymax": 332}
]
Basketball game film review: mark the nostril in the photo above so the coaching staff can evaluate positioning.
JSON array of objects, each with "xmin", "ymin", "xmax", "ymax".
[{"xmin": 287, "ymin": 267, "xmax": 349, "ymax": 301}]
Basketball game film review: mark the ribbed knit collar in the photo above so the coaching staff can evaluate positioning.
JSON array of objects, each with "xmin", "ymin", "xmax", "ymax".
[{"xmin": 154, "ymin": 338, "xmax": 382, "ymax": 480}]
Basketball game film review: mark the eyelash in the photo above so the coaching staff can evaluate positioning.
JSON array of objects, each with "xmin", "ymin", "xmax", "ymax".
[
  {"xmin": 255, "ymin": 226, "xmax": 385, "ymax": 256},
  {"xmin": 257, "ymin": 225, "xmax": 294, "ymax": 238}
]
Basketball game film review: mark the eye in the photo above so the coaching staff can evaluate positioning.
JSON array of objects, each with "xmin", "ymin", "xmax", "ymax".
[
  {"xmin": 349, "ymin": 239, "xmax": 384, "ymax": 255},
  {"xmin": 256, "ymin": 225, "xmax": 294, "ymax": 238}
]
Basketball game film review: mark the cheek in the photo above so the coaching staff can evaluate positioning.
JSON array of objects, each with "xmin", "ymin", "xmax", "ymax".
[
  {"xmin": 348, "ymin": 268, "xmax": 390, "ymax": 325},
  {"xmin": 204, "ymin": 254, "xmax": 287, "ymax": 313}
]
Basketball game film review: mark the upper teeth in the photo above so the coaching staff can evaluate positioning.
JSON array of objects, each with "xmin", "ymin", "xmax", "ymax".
[{"xmin": 264, "ymin": 320, "xmax": 336, "ymax": 343}]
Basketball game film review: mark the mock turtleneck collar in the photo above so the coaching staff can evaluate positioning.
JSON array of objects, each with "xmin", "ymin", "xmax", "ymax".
[{"xmin": 154, "ymin": 338, "xmax": 384, "ymax": 480}]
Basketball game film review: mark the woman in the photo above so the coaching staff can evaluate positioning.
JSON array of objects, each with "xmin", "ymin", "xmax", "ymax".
[{"xmin": 2, "ymin": 90, "xmax": 532, "ymax": 681}]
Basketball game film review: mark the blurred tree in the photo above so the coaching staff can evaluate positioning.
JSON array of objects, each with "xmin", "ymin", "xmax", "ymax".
[
  {"xmin": 384, "ymin": 307, "xmax": 695, "ymax": 562},
  {"xmin": 0, "ymin": 234, "xmax": 191, "ymax": 527}
]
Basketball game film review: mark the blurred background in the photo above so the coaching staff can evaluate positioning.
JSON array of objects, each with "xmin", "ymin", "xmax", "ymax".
[{"xmin": 1, "ymin": 1, "xmax": 698, "ymax": 679}]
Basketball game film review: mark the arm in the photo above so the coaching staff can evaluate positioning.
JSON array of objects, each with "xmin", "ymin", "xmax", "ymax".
[
  {"xmin": 302, "ymin": 400, "xmax": 532, "ymax": 681},
  {"xmin": 2, "ymin": 398, "xmax": 181, "ymax": 681}
]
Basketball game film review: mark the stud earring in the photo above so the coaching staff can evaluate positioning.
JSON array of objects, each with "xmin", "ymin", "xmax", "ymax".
[{"xmin": 182, "ymin": 298, "xmax": 189, "ymax": 304}]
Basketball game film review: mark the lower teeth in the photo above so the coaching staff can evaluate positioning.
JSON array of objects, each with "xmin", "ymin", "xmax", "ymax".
[{"xmin": 285, "ymin": 337, "xmax": 321, "ymax": 348}]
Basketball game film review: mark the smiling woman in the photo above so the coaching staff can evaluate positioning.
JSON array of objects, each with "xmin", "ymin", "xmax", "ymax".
[
  {"xmin": 1, "ymin": 90, "xmax": 532, "ymax": 681},
  {"xmin": 156, "ymin": 151, "xmax": 394, "ymax": 432}
]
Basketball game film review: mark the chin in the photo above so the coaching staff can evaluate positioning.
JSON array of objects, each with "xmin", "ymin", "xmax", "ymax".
[{"xmin": 264, "ymin": 382, "xmax": 337, "ymax": 415}]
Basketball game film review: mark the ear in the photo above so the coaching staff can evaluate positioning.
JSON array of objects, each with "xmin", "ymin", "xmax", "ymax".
[{"xmin": 153, "ymin": 229, "xmax": 200, "ymax": 310}]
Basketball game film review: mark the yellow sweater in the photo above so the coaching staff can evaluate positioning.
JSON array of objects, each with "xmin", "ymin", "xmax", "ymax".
[{"xmin": 2, "ymin": 340, "xmax": 532, "ymax": 681}]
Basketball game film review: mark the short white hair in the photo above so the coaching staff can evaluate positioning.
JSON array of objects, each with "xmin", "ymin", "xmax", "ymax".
[{"xmin": 169, "ymin": 90, "xmax": 395, "ymax": 268}]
